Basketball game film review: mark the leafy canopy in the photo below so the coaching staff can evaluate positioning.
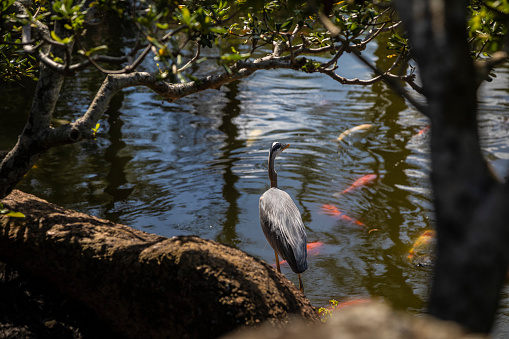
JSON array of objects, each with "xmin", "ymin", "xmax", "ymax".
[{"xmin": 0, "ymin": 0, "xmax": 507, "ymax": 85}]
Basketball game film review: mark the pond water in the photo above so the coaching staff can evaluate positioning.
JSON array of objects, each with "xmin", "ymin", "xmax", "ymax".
[{"xmin": 2, "ymin": 36, "xmax": 509, "ymax": 336}]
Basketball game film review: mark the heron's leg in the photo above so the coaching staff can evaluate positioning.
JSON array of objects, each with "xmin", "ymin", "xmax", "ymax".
[
  {"xmin": 275, "ymin": 251, "xmax": 281, "ymax": 273},
  {"xmin": 298, "ymin": 273, "xmax": 304, "ymax": 293}
]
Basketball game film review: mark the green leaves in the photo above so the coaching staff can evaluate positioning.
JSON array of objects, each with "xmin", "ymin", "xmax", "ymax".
[
  {"xmin": 156, "ymin": 22, "xmax": 169, "ymax": 30},
  {"xmin": 0, "ymin": 0, "xmax": 415, "ymax": 86},
  {"xmin": 220, "ymin": 53, "xmax": 250, "ymax": 61},
  {"xmin": 50, "ymin": 0, "xmax": 87, "ymax": 32},
  {"xmin": 78, "ymin": 45, "xmax": 108, "ymax": 57},
  {"xmin": 467, "ymin": 0, "xmax": 509, "ymax": 57},
  {"xmin": 387, "ymin": 32, "xmax": 408, "ymax": 56},
  {"xmin": 277, "ymin": 17, "xmax": 294, "ymax": 32},
  {"xmin": 50, "ymin": 30, "xmax": 73, "ymax": 44},
  {"xmin": 301, "ymin": 59, "xmax": 321, "ymax": 73},
  {"xmin": 317, "ymin": 299, "xmax": 339, "ymax": 322},
  {"xmin": 0, "ymin": 0, "xmax": 15, "ymax": 13},
  {"xmin": 0, "ymin": 32, "xmax": 38, "ymax": 83},
  {"xmin": 0, "ymin": 203, "xmax": 25, "ymax": 218},
  {"xmin": 52, "ymin": 0, "xmax": 84, "ymax": 20},
  {"xmin": 91, "ymin": 123, "xmax": 100, "ymax": 139},
  {"xmin": 179, "ymin": 7, "xmax": 192, "ymax": 26}
]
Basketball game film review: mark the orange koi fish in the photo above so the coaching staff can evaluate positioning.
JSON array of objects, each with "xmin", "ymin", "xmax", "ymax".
[
  {"xmin": 319, "ymin": 298, "xmax": 372, "ymax": 320},
  {"xmin": 416, "ymin": 125, "xmax": 430, "ymax": 136},
  {"xmin": 306, "ymin": 241, "xmax": 323, "ymax": 253},
  {"xmin": 334, "ymin": 298, "xmax": 372, "ymax": 310},
  {"xmin": 320, "ymin": 204, "xmax": 366, "ymax": 228},
  {"xmin": 335, "ymin": 174, "xmax": 377, "ymax": 196},
  {"xmin": 410, "ymin": 125, "xmax": 431, "ymax": 143},
  {"xmin": 407, "ymin": 230, "xmax": 436, "ymax": 266},
  {"xmin": 278, "ymin": 241, "xmax": 324, "ymax": 265}
]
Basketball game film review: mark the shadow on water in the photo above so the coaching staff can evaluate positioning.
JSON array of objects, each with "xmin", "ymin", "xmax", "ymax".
[
  {"xmin": 103, "ymin": 91, "xmax": 135, "ymax": 221},
  {"xmin": 215, "ymin": 81, "xmax": 243, "ymax": 247},
  {"xmin": 0, "ymin": 82, "xmax": 35, "ymax": 150},
  {"xmin": 361, "ymin": 41, "xmax": 429, "ymax": 311}
]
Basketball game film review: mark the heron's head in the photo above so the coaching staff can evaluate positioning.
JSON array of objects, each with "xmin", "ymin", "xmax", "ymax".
[{"xmin": 270, "ymin": 142, "xmax": 290, "ymax": 159}]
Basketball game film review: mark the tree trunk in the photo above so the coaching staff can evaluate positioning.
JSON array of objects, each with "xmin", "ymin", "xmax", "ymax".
[
  {"xmin": 0, "ymin": 21, "xmax": 68, "ymax": 199},
  {"xmin": 0, "ymin": 190, "xmax": 318, "ymax": 338},
  {"xmin": 395, "ymin": 0, "xmax": 509, "ymax": 333}
]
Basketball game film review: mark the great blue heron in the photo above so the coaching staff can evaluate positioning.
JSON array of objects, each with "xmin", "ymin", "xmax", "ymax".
[{"xmin": 259, "ymin": 142, "xmax": 308, "ymax": 292}]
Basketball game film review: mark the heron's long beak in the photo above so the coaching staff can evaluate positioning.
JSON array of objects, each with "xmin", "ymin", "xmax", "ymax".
[{"xmin": 282, "ymin": 143, "xmax": 290, "ymax": 151}]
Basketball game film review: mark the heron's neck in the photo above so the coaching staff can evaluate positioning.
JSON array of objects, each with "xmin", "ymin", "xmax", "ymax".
[{"xmin": 268, "ymin": 154, "xmax": 277, "ymax": 188}]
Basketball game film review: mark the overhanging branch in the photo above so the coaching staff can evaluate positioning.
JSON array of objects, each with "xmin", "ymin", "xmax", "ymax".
[
  {"xmin": 317, "ymin": 12, "xmax": 428, "ymax": 116},
  {"xmin": 41, "ymin": 54, "xmax": 300, "ymax": 148}
]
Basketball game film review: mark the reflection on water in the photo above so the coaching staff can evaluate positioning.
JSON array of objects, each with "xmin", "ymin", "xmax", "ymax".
[{"xmin": 2, "ymin": 41, "xmax": 509, "ymax": 337}]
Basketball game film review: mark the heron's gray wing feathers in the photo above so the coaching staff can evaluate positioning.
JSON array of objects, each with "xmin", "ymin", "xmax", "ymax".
[{"xmin": 259, "ymin": 188, "xmax": 308, "ymax": 273}]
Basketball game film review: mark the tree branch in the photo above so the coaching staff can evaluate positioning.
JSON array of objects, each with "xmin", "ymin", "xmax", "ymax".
[
  {"xmin": 11, "ymin": 0, "xmax": 150, "ymax": 76},
  {"xmin": 474, "ymin": 51, "xmax": 508, "ymax": 88},
  {"xmin": 317, "ymin": 13, "xmax": 427, "ymax": 115},
  {"xmin": 40, "ymin": 54, "xmax": 301, "ymax": 150},
  {"xmin": 318, "ymin": 67, "xmax": 417, "ymax": 87},
  {"xmin": 177, "ymin": 44, "xmax": 201, "ymax": 73},
  {"xmin": 0, "ymin": 20, "xmax": 69, "ymax": 198}
]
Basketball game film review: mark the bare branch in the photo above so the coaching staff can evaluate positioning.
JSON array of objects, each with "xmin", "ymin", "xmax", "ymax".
[
  {"xmin": 10, "ymin": 3, "xmax": 143, "ymax": 76},
  {"xmin": 69, "ymin": 54, "xmax": 134, "ymax": 73},
  {"xmin": 353, "ymin": 49, "xmax": 427, "ymax": 113},
  {"xmin": 317, "ymin": 12, "xmax": 428, "ymax": 115},
  {"xmin": 318, "ymin": 66, "xmax": 417, "ymax": 87},
  {"xmin": 273, "ymin": 40, "xmax": 284, "ymax": 57},
  {"xmin": 379, "ymin": 21, "xmax": 402, "ymax": 32},
  {"xmin": 70, "ymin": 22, "xmax": 187, "ymax": 75},
  {"xmin": 37, "ymin": 49, "xmax": 72, "ymax": 74},
  {"xmin": 320, "ymin": 44, "xmax": 346, "ymax": 69},
  {"xmin": 287, "ymin": 35, "xmax": 298, "ymax": 67},
  {"xmin": 161, "ymin": 25, "xmax": 187, "ymax": 42},
  {"xmin": 474, "ymin": 51, "xmax": 508, "ymax": 88},
  {"xmin": 74, "ymin": 37, "xmax": 134, "ymax": 74},
  {"xmin": 177, "ymin": 44, "xmax": 201, "ymax": 73},
  {"xmin": 22, "ymin": 22, "xmax": 37, "ymax": 53},
  {"xmin": 319, "ymin": 68, "xmax": 384, "ymax": 85}
]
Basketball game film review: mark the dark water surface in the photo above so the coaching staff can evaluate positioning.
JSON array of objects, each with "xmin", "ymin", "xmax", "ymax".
[{"xmin": 2, "ymin": 41, "xmax": 509, "ymax": 336}]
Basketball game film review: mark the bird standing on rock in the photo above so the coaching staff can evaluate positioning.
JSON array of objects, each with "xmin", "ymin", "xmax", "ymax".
[{"xmin": 259, "ymin": 142, "xmax": 308, "ymax": 292}]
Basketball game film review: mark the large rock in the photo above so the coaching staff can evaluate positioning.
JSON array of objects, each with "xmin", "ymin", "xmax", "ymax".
[
  {"xmin": 222, "ymin": 302, "xmax": 487, "ymax": 339},
  {"xmin": 0, "ymin": 190, "xmax": 318, "ymax": 338}
]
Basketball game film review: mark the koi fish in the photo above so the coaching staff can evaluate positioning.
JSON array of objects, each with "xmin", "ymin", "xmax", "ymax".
[
  {"xmin": 334, "ymin": 298, "xmax": 372, "ymax": 310},
  {"xmin": 51, "ymin": 118, "xmax": 71, "ymax": 127},
  {"xmin": 407, "ymin": 230, "xmax": 436, "ymax": 267},
  {"xmin": 320, "ymin": 204, "xmax": 366, "ymax": 228},
  {"xmin": 246, "ymin": 129, "xmax": 262, "ymax": 147},
  {"xmin": 416, "ymin": 125, "xmax": 430, "ymax": 136},
  {"xmin": 336, "ymin": 124, "xmax": 373, "ymax": 142},
  {"xmin": 335, "ymin": 173, "xmax": 377, "ymax": 196},
  {"xmin": 306, "ymin": 241, "xmax": 323, "ymax": 253},
  {"xmin": 410, "ymin": 125, "xmax": 431, "ymax": 143},
  {"xmin": 278, "ymin": 241, "xmax": 324, "ymax": 265},
  {"xmin": 319, "ymin": 298, "xmax": 372, "ymax": 320}
]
